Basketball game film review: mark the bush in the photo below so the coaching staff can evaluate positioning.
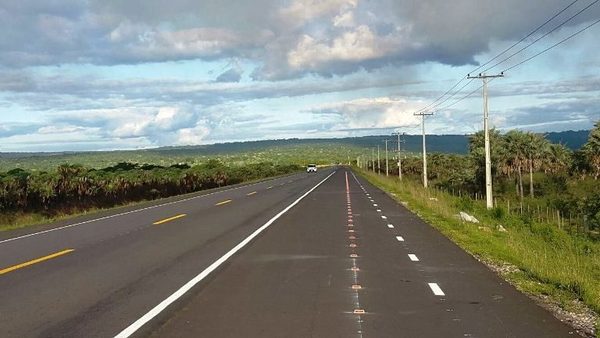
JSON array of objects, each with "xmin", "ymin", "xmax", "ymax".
[
  {"xmin": 453, "ymin": 196, "xmax": 474, "ymax": 212},
  {"xmin": 490, "ymin": 206, "xmax": 505, "ymax": 220}
]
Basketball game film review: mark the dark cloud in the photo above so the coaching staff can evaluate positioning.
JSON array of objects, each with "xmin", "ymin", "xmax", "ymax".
[
  {"xmin": 215, "ymin": 67, "xmax": 243, "ymax": 82},
  {"xmin": 502, "ymin": 98, "xmax": 600, "ymax": 130},
  {"xmin": 0, "ymin": 123, "xmax": 42, "ymax": 138},
  {"xmin": 1, "ymin": 0, "xmax": 598, "ymax": 78}
]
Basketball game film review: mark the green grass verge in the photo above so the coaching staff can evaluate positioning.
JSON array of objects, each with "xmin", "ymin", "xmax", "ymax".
[{"xmin": 357, "ymin": 168, "xmax": 599, "ymax": 336}]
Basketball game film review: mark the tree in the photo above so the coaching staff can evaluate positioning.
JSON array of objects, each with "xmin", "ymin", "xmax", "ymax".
[
  {"xmin": 544, "ymin": 143, "xmax": 572, "ymax": 175},
  {"xmin": 503, "ymin": 130, "xmax": 528, "ymax": 202},
  {"xmin": 524, "ymin": 132, "xmax": 550, "ymax": 198},
  {"xmin": 582, "ymin": 121, "xmax": 600, "ymax": 179},
  {"xmin": 468, "ymin": 129, "xmax": 505, "ymax": 194}
]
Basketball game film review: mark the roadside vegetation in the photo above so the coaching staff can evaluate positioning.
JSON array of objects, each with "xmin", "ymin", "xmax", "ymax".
[
  {"xmin": 367, "ymin": 121, "xmax": 600, "ymax": 237},
  {"xmin": 0, "ymin": 160, "xmax": 300, "ymax": 231},
  {"xmin": 356, "ymin": 121, "xmax": 600, "ymax": 336}
]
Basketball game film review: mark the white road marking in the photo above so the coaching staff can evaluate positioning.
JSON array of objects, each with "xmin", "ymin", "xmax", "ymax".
[
  {"xmin": 381, "ymin": 215, "xmax": 387, "ymax": 220},
  {"xmin": 0, "ymin": 172, "xmax": 309, "ymax": 245},
  {"xmin": 376, "ymin": 209, "xmax": 382, "ymax": 213},
  {"xmin": 387, "ymin": 224, "xmax": 394, "ymax": 229},
  {"xmin": 114, "ymin": 171, "xmax": 337, "ymax": 338},
  {"xmin": 408, "ymin": 254, "xmax": 419, "ymax": 261},
  {"xmin": 396, "ymin": 236, "xmax": 404, "ymax": 242},
  {"xmin": 428, "ymin": 283, "xmax": 445, "ymax": 296},
  {"xmin": 373, "ymin": 204, "xmax": 378, "ymax": 207}
]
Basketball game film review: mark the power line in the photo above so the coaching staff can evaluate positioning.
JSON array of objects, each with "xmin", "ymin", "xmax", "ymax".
[
  {"xmin": 502, "ymin": 17, "xmax": 600, "ymax": 73},
  {"xmin": 415, "ymin": 0, "xmax": 586, "ymax": 114},
  {"xmin": 481, "ymin": 0, "xmax": 599, "ymax": 73},
  {"xmin": 468, "ymin": 0, "xmax": 581, "ymax": 75},
  {"xmin": 414, "ymin": 78, "xmax": 466, "ymax": 114},
  {"xmin": 437, "ymin": 83, "xmax": 483, "ymax": 111},
  {"xmin": 423, "ymin": 79, "xmax": 475, "ymax": 112}
]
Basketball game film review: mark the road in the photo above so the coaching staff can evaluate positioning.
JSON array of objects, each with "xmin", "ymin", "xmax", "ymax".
[{"xmin": 0, "ymin": 167, "xmax": 578, "ymax": 337}]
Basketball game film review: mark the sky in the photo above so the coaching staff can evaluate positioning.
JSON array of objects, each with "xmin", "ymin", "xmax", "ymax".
[{"xmin": 0, "ymin": 0, "xmax": 599, "ymax": 152}]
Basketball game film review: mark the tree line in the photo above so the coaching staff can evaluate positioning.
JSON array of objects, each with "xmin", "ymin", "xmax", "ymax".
[
  {"xmin": 0, "ymin": 160, "xmax": 300, "ymax": 216},
  {"xmin": 368, "ymin": 121, "xmax": 600, "ymax": 232}
]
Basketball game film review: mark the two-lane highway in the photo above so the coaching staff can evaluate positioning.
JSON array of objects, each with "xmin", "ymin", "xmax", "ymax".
[
  {"xmin": 0, "ymin": 168, "xmax": 579, "ymax": 337},
  {"xmin": 0, "ymin": 169, "xmax": 334, "ymax": 337}
]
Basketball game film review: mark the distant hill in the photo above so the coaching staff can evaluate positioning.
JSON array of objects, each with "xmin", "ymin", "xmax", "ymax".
[
  {"xmin": 544, "ymin": 130, "xmax": 590, "ymax": 149},
  {"xmin": 0, "ymin": 130, "xmax": 590, "ymax": 159},
  {"xmin": 0, "ymin": 129, "xmax": 591, "ymax": 171},
  {"xmin": 145, "ymin": 129, "xmax": 589, "ymax": 156}
]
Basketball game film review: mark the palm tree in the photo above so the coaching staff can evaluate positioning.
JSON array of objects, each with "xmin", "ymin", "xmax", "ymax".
[
  {"xmin": 545, "ymin": 143, "xmax": 572, "ymax": 175},
  {"xmin": 524, "ymin": 133, "xmax": 550, "ymax": 198},
  {"xmin": 503, "ymin": 130, "xmax": 528, "ymax": 201},
  {"xmin": 468, "ymin": 129, "xmax": 504, "ymax": 194},
  {"xmin": 582, "ymin": 121, "xmax": 600, "ymax": 179}
]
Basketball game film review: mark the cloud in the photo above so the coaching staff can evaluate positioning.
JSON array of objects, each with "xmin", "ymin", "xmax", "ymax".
[
  {"xmin": 215, "ymin": 67, "xmax": 243, "ymax": 83},
  {"xmin": 1, "ymin": 0, "xmax": 598, "ymax": 79},
  {"xmin": 310, "ymin": 97, "xmax": 422, "ymax": 130},
  {"xmin": 500, "ymin": 98, "xmax": 600, "ymax": 131}
]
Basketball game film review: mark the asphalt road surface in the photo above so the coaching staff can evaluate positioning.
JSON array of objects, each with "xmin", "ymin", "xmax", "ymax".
[{"xmin": 0, "ymin": 167, "xmax": 579, "ymax": 337}]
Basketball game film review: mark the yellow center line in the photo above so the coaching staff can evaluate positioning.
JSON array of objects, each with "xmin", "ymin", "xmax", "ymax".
[
  {"xmin": 246, "ymin": 191, "xmax": 257, "ymax": 196},
  {"xmin": 215, "ymin": 199, "xmax": 232, "ymax": 206},
  {"xmin": 0, "ymin": 249, "xmax": 74, "ymax": 276},
  {"xmin": 153, "ymin": 214, "xmax": 187, "ymax": 225}
]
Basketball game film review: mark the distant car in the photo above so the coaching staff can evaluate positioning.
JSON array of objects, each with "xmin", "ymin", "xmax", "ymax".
[{"xmin": 306, "ymin": 164, "xmax": 317, "ymax": 173}]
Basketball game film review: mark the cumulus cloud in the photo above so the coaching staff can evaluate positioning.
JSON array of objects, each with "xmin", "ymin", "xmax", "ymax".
[
  {"xmin": 0, "ymin": 0, "xmax": 599, "ymax": 151},
  {"xmin": 1, "ymin": 0, "xmax": 598, "ymax": 78},
  {"xmin": 311, "ymin": 97, "xmax": 422, "ymax": 130}
]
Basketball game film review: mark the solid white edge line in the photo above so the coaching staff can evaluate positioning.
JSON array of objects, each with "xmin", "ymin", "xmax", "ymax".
[
  {"xmin": 113, "ymin": 170, "xmax": 337, "ymax": 338},
  {"xmin": 428, "ymin": 283, "xmax": 445, "ymax": 296},
  {"xmin": 0, "ymin": 171, "xmax": 310, "ymax": 245},
  {"xmin": 408, "ymin": 254, "xmax": 419, "ymax": 261}
]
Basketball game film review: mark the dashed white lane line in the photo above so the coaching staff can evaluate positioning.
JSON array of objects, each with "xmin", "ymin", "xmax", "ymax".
[
  {"xmin": 428, "ymin": 283, "xmax": 445, "ymax": 296},
  {"xmin": 387, "ymin": 224, "xmax": 394, "ymax": 229},
  {"xmin": 381, "ymin": 215, "xmax": 387, "ymax": 220},
  {"xmin": 408, "ymin": 254, "xmax": 419, "ymax": 262},
  {"xmin": 376, "ymin": 209, "xmax": 382, "ymax": 213},
  {"xmin": 396, "ymin": 236, "xmax": 404, "ymax": 242},
  {"xmin": 114, "ymin": 171, "xmax": 337, "ymax": 338},
  {"xmin": 373, "ymin": 203, "xmax": 378, "ymax": 207}
]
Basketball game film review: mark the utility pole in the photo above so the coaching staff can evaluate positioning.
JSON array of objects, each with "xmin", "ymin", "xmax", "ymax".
[
  {"xmin": 392, "ymin": 132, "xmax": 405, "ymax": 180},
  {"xmin": 414, "ymin": 112, "xmax": 434, "ymax": 188},
  {"xmin": 467, "ymin": 72, "xmax": 504, "ymax": 209},
  {"xmin": 384, "ymin": 139, "xmax": 389, "ymax": 176},
  {"xmin": 377, "ymin": 145, "xmax": 380, "ymax": 174}
]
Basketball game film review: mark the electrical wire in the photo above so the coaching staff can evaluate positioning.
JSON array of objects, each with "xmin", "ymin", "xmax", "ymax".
[
  {"xmin": 481, "ymin": 0, "xmax": 599, "ymax": 73},
  {"xmin": 413, "ymin": 78, "xmax": 465, "ymax": 114},
  {"xmin": 468, "ymin": 0, "xmax": 581, "ymax": 75},
  {"xmin": 411, "ymin": 0, "xmax": 598, "ymax": 115},
  {"xmin": 502, "ymin": 17, "xmax": 600, "ymax": 72}
]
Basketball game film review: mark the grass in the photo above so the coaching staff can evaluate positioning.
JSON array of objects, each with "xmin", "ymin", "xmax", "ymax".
[{"xmin": 357, "ymin": 168, "xmax": 600, "ymax": 336}]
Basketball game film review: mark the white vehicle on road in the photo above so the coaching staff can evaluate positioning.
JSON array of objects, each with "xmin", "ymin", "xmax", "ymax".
[{"xmin": 306, "ymin": 164, "xmax": 317, "ymax": 173}]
